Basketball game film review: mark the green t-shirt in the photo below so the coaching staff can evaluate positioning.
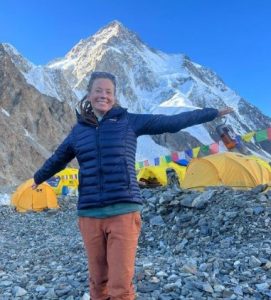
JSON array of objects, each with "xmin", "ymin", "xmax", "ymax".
[{"xmin": 77, "ymin": 203, "xmax": 142, "ymax": 218}]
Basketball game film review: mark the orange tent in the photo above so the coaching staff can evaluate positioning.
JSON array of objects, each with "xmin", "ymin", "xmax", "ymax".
[{"xmin": 11, "ymin": 179, "xmax": 58, "ymax": 212}]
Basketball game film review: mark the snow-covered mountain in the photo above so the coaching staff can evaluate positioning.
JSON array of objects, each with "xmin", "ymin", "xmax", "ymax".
[{"xmin": 1, "ymin": 20, "xmax": 271, "ymax": 184}]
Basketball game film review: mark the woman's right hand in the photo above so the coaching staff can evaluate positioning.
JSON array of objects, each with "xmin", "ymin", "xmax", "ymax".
[{"xmin": 32, "ymin": 183, "xmax": 39, "ymax": 190}]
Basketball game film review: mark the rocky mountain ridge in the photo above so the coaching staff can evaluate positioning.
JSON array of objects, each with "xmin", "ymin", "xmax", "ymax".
[{"xmin": 0, "ymin": 44, "xmax": 75, "ymax": 185}]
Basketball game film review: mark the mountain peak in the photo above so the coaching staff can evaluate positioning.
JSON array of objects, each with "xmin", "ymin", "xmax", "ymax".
[
  {"xmin": 105, "ymin": 20, "xmax": 126, "ymax": 30},
  {"xmin": 91, "ymin": 20, "xmax": 141, "ymax": 46},
  {"xmin": 61, "ymin": 20, "xmax": 136, "ymax": 61},
  {"xmin": 57, "ymin": 20, "xmax": 143, "ymax": 65},
  {"xmin": 98, "ymin": 20, "xmax": 130, "ymax": 36}
]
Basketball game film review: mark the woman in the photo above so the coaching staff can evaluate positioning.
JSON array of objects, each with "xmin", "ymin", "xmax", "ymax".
[{"xmin": 33, "ymin": 71, "xmax": 233, "ymax": 300}]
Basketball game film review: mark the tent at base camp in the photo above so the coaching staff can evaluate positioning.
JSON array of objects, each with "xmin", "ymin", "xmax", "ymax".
[
  {"xmin": 182, "ymin": 152, "xmax": 271, "ymax": 190},
  {"xmin": 137, "ymin": 162, "xmax": 187, "ymax": 187},
  {"xmin": 11, "ymin": 179, "xmax": 59, "ymax": 212},
  {"xmin": 248, "ymin": 155, "xmax": 271, "ymax": 180},
  {"xmin": 46, "ymin": 168, "xmax": 79, "ymax": 195}
]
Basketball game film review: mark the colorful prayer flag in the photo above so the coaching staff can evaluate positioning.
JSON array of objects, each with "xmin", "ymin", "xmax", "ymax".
[
  {"xmin": 185, "ymin": 149, "xmax": 193, "ymax": 160},
  {"xmin": 242, "ymin": 131, "xmax": 255, "ymax": 142},
  {"xmin": 200, "ymin": 145, "xmax": 210, "ymax": 154},
  {"xmin": 192, "ymin": 147, "xmax": 200, "ymax": 158},
  {"xmin": 171, "ymin": 151, "xmax": 179, "ymax": 161},
  {"xmin": 255, "ymin": 129, "xmax": 268, "ymax": 142},
  {"xmin": 154, "ymin": 157, "xmax": 160, "ymax": 166},
  {"xmin": 178, "ymin": 151, "xmax": 186, "ymax": 160},
  {"xmin": 210, "ymin": 143, "xmax": 219, "ymax": 154},
  {"xmin": 165, "ymin": 155, "xmax": 172, "ymax": 163},
  {"xmin": 160, "ymin": 156, "xmax": 167, "ymax": 166},
  {"xmin": 144, "ymin": 160, "xmax": 149, "ymax": 166}
]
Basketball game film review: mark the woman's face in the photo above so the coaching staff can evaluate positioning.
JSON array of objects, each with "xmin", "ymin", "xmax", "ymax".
[{"xmin": 88, "ymin": 78, "xmax": 116, "ymax": 116}]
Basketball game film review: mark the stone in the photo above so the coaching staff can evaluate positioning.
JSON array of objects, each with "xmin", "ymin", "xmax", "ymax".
[
  {"xmin": 12, "ymin": 286, "xmax": 27, "ymax": 297},
  {"xmin": 255, "ymin": 282, "xmax": 270, "ymax": 291},
  {"xmin": 149, "ymin": 215, "xmax": 165, "ymax": 226}
]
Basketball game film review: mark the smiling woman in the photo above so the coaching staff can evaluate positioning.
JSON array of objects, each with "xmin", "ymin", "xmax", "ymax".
[
  {"xmin": 79, "ymin": 72, "xmax": 120, "ymax": 123},
  {"xmin": 88, "ymin": 78, "xmax": 116, "ymax": 116},
  {"xmin": 32, "ymin": 70, "xmax": 233, "ymax": 300}
]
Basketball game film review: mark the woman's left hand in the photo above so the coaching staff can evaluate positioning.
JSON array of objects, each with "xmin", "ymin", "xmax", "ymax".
[{"xmin": 218, "ymin": 107, "xmax": 234, "ymax": 117}]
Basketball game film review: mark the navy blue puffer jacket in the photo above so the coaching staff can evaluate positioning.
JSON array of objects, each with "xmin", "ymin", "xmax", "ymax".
[{"xmin": 34, "ymin": 107, "xmax": 218, "ymax": 210}]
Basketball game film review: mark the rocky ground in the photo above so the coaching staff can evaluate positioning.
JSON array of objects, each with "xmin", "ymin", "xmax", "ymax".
[{"xmin": 1, "ymin": 185, "xmax": 271, "ymax": 299}]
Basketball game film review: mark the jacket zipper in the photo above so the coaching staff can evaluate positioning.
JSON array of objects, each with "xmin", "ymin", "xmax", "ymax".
[{"xmin": 96, "ymin": 124, "xmax": 103, "ymax": 204}]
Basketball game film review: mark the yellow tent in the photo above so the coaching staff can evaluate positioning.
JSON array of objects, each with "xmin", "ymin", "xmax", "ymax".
[
  {"xmin": 248, "ymin": 155, "xmax": 271, "ymax": 180},
  {"xmin": 47, "ymin": 168, "xmax": 79, "ymax": 195},
  {"xmin": 182, "ymin": 152, "xmax": 271, "ymax": 190},
  {"xmin": 137, "ymin": 163, "xmax": 186, "ymax": 186},
  {"xmin": 137, "ymin": 166, "xmax": 168, "ymax": 186},
  {"xmin": 11, "ymin": 179, "xmax": 58, "ymax": 212}
]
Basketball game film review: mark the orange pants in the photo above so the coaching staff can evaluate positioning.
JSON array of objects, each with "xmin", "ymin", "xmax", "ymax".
[{"xmin": 78, "ymin": 212, "xmax": 141, "ymax": 300}]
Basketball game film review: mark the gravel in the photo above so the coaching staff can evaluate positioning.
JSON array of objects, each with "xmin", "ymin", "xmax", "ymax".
[{"xmin": 1, "ymin": 185, "xmax": 271, "ymax": 299}]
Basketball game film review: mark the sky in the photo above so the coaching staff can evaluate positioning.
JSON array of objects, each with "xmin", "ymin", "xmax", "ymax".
[{"xmin": 0, "ymin": 0, "xmax": 270, "ymax": 117}]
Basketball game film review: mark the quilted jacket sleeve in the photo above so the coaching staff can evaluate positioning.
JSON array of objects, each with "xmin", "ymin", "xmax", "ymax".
[
  {"xmin": 128, "ymin": 108, "xmax": 219, "ymax": 136},
  {"xmin": 34, "ymin": 132, "xmax": 76, "ymax": 185}
]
